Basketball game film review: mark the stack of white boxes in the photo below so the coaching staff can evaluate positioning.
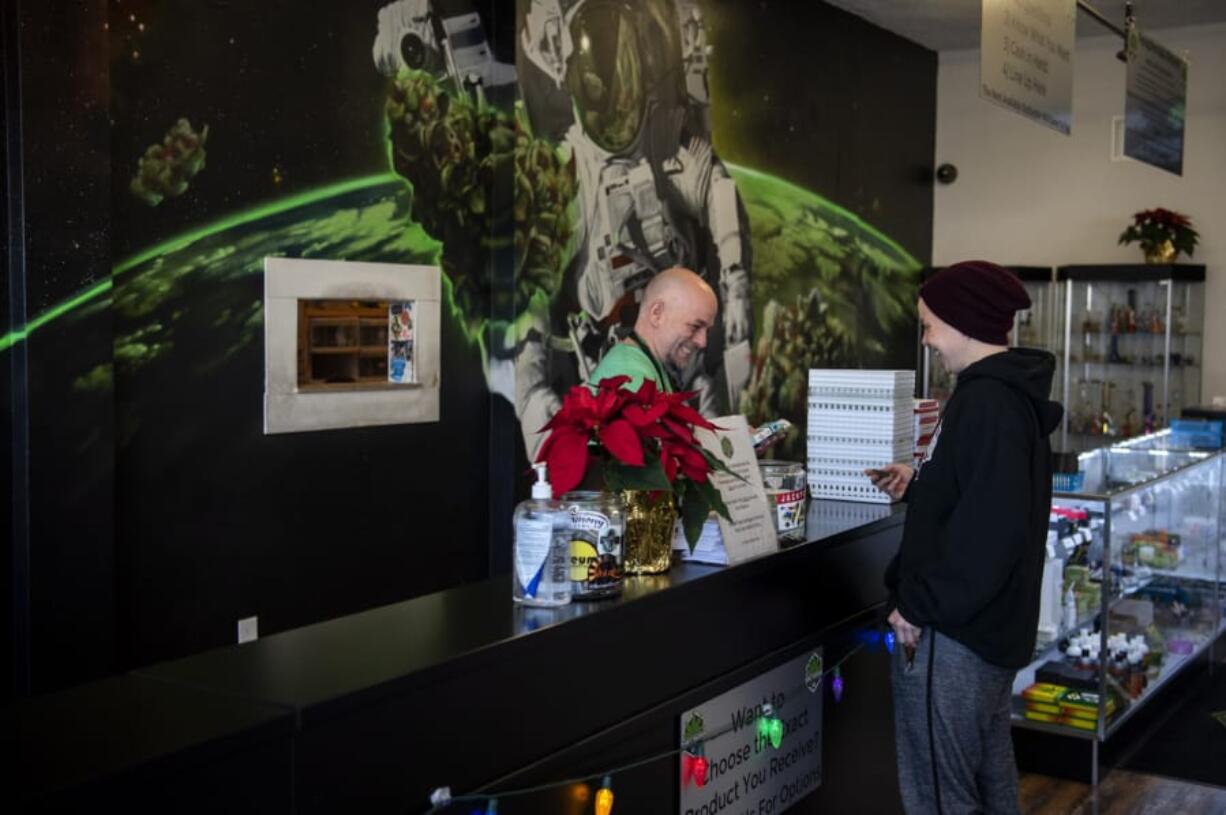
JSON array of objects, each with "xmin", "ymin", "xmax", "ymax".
[
  {"xmin": 807, "ymin": 369, "xmax": 916, "ymax": 503},
  {"xmin": 913, "ymin": 398, "xmax": 940, "ymax": 468}
]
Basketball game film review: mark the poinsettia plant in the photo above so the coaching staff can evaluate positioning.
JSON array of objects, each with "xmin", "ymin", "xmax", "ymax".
[
  {"xmin": 536, "ymin": 375, "xmax": 735, "ymax": 548},
  {"xmin": 1118, "ymin": 208, "xmax": 1199, "ymax": 258}
]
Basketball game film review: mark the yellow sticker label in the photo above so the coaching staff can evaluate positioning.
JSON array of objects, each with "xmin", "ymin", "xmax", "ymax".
[{"xmin": 570, "ymin": 539, "xmax": 599, "ymax": 582}]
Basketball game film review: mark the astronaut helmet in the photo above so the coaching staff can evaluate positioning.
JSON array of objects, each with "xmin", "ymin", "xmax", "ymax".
[
  {"xmin": 519, "ymin": 0, "xmax": 685, "ymax": 154},
  {"xmin": 566, "ymin": 1, "xmax": 646, "ymax": 153}
]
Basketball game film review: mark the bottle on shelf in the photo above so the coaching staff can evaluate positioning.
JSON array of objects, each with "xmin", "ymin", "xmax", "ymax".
[{"xmin": 1063, "ymin": 585, "xmax": 1078, "ymax": 632}]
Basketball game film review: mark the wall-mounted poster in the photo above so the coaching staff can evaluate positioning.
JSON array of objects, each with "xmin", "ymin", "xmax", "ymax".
[
  {"xmin": 980, "ymin": 0, "xmax": 1075, "ymax": 135},
  {"xmin": 264, "ymin": 258, "xmax": 440, "ymax": 434},
  {"xmin": 1124, "ymin": 33, "xmax": 1188, "ymax": 176},
  {"xmin": 389, "ymin": 301, "xmax": 416, "ymax": 384}
]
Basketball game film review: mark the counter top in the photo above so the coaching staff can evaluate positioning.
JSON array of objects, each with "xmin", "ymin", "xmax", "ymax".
[
  {"xmin": 5, "ymin": 499, "xmax": 905, "ymax": 810},
  {"xmin": 136, "ymin": 500, "xmax": 903, "ymax": 721}
]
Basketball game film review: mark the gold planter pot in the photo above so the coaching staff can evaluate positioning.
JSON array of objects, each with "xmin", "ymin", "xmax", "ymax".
[
  {"xmin": 621, "ymin": 489, "xmax": 676, "ymax": 574},
  {"xmin": 1143, "ymin": 239, "xmax": 1177, "ymax": 264}
]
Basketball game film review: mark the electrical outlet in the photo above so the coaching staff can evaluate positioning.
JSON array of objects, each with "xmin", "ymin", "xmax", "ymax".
[{"xmin": 237, "ymin": 616, "xmax": 259, "ymax": 644}]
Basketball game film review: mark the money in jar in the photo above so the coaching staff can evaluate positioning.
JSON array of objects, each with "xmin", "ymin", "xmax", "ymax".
[
  {"xmin": 560, "ymin": 491, "xmax": 625, "ymax": 599},
  {"xmin": 758, "ymin": 460, "xmax": 807, "ymax": 541}
]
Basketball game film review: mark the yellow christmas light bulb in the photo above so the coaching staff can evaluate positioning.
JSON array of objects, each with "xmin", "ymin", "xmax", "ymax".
[{"xmin": 595, "ymin": 775, "xmax": 614, "ymax": 815}]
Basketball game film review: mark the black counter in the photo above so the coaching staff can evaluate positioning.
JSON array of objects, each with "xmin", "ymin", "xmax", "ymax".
[{"xmin": 4, "ymin": 500, "xmax": 905, "ymax": 813}]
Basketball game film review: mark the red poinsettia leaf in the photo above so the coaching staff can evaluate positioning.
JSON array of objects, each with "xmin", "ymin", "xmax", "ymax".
[
  {"xmin": 630, "ymin": 378, "xmax": 659, "ymax": 404},
  {"xmin": 593, "ymin": 384, "xmax": 628, "ymax": 421},
  {"xmin": 680, "ymin": 460, "xmax": 709, "ymax": 483},
  {"xmin": 543, "ymin": 427, "xmax": 592, "ymax": 498},
  {"xmin": 637, "ymin": 422, "xmax": 670, "ymax": 439},
  {"xmin": 660, "ymin": 446, "xmax": 678, "ymax": 482},
  {"xmin": 540, "ymin": 390, "xmax": 580, "ymax": 432},
  {"xmin": 673, "ymin": 443, "xmax": 711, "ymax": 482},
  {"xmin": 667, "ymin": 400, "xmax": 718, "ymax": 431},
  {"xmin": 535, "ymin": 425, "xmax": 559, "ymax": 462},
  {"xmin": 594, "ymin": 375, "xmax": 632, "ymax": 394},
  {"xmin": 599, "ymin": 418, "xmax": 645, "ymax": 467},
  {"xmin": 572, "ymin": 385, "xmax": 601, "ymax": 422},
  {"xmin": 661, "ymin": 416, "xmax": 695, "ymax": 445},
  {"xmin": 623, "ymin": 400, "xmax": 669, "ymax": 427}
]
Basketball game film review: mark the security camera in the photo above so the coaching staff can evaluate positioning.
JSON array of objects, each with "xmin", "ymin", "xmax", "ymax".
[{"xmin": 935, "ymin": 163, "xmax": 958, "ymax": 185}]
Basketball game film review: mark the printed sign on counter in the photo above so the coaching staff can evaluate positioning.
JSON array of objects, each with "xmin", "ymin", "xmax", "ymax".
[
  {"xmin": 1124, "ymin": 33, "xmax": 1187, "ymax": 176},
  {"xmin": 695, "ymin": 415, "xmax": 779, "ymax": 565},
  {"xmin": 678, "ymin": 650, "xmax": 824, "ymax": 815},
  {"xmin": 980, "ymin": 0, "xmax": 1075, "ymax": 135}
]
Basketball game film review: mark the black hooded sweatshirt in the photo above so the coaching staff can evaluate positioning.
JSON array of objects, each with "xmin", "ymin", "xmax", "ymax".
[{"xmin": 885, "ymin": 348, "xmax": 1064, "ymax": 669}]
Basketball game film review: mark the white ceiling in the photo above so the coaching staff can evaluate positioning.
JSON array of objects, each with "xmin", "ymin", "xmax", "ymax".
[{"xmin": 823, "ymin": 0, "xmax": 1226, "ymax": 52}]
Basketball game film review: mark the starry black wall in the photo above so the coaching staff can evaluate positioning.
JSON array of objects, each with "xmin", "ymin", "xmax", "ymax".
[
  {"xmin": 7, "ymin": 0, "xmax": 516, "ymax": 695},
  {"xmin": 5, "ymin": 0, "xmax": 115, "ymax": 698}
]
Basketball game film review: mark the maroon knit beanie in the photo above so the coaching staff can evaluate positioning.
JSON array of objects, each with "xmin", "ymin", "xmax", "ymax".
[{"xmin": 919, "ymin": 260, "xmax": 1031, "ymax": 345}]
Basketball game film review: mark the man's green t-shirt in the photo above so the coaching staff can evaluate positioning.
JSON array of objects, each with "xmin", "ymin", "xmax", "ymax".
[{"xmin": 587, "ymin": 341, "xmax": 674, "ymax": 394}]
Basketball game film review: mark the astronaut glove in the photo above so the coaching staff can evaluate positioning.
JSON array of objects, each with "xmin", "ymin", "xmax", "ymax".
[{"xmin": 720, "ymin": 262, "xmax": 752, "ymax": 345}]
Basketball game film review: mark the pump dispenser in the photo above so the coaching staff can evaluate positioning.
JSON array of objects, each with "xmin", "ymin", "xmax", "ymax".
[
  {"xmin": 531, "ymin": 463, "xmax": 552, "ymax": 500},
  {"xmin": 512, "ymin": 463, "xmax": 572, "ymax": 606}
]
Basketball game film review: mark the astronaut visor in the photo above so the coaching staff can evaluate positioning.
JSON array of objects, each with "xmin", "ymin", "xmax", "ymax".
[{"xmin": 566, "ymin": 1, "xmax": 644, "ymax": 153}]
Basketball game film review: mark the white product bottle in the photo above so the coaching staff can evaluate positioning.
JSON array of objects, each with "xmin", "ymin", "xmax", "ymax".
[
  {"xmin": 1063, "ymin": 586, "xmax": 1078, "ymax": 632},
  {"xmin": 512, "ymin": 464, "xmax": 572, "ymax": 607}
]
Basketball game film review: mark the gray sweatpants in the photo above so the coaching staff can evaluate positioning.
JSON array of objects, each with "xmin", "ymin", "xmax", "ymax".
[{"xmin": 891, "ymin": 629, "xmax": 1020, "ymax": 815}]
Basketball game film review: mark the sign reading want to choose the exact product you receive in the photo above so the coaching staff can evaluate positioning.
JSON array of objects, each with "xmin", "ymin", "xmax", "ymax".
[{"xmin": 678, "ymin": 650, "xmax": 823, "ymax": 815}]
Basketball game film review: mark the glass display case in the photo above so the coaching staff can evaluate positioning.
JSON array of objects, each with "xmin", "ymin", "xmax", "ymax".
[
  {"xmin": 1013, "ymin": 446, "xmax": 1223, "ymax": 749},
  {"xmin": 1115, "ymin": 427, "xmax": 1215, "ymax": 452},
  {"xmin": 921, "ymin": 266, "xmax": 1055, "ymax": 406},
  {"xmin": 1116, "ymin": 428, "xmax": 1226, "ymax": 587},
  {"xmin": 1058, "ymin": 264, "xmax": 1206, "ymax": 452}
]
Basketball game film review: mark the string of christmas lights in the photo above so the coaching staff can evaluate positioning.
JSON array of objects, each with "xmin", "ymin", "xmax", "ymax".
[{"xmin": 424, "ymin": 640, "xmax": 877, "ymax": 814}]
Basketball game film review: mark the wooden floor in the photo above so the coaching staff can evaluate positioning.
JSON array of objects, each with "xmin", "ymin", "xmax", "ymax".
[{"xmin": 1020, "ymin": 770, "xmax": 1226, "ymax": 814}]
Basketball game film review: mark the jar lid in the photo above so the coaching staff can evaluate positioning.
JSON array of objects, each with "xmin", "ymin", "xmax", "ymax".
[
  {"xmin": 561, "ymin": 490, "xmax": 604, "ymax": 501},
  {"xmin": 758, "ymin": 460, "xmax": 803, "ymax": 471}
]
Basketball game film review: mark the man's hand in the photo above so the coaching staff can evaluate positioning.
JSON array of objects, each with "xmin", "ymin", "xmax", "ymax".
[
  {"xmin": 888, "ymin": 608, "xmax": 922, "ymax": 652},
  {"xmin": 866, "ymin": 462, "xmax": 914, "ymax": 500}
]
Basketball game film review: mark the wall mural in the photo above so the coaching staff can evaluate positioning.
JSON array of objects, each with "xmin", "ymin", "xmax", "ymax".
[
  {"xmin": 376, "ymin": 0, "xmax": 922, "ymax": 460},
  {"xmin": 5, "ymin": 0, "xmax": 929, "ymax": 686}
]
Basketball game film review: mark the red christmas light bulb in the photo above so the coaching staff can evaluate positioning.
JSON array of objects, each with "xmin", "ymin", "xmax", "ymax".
[{"xmin": 693, "ymin": 756, "xmax": 709, "ymax": 788}]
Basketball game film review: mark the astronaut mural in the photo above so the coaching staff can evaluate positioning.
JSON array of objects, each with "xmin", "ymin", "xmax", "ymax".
[
  {"xmin": 374, "ymin": 0, "xmax": 750, "ymax": 457},
  {"xmin": 372, "ymin": 0, "xmax": 922, "ymax": 461},
  {"xmin": 513, "ymin": 0, "xmax": 753, "ymax": 450}
]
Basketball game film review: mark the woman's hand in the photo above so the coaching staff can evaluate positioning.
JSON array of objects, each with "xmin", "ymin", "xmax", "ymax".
[
  {"xmin": 888, "ymin": 608, "xmax": 923, "ymax": 654},
  {"xmin": 865, "ymin": 462, "xmax": 914, "ymax": 500}
]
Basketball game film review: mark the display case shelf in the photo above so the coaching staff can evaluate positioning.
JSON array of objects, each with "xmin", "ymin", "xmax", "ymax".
[
  {"xmin": 1057, "ymin": 264, "xmax": 1207, "ymax": 453},
  {"xmin": 1013, "ymin": 445, "xmax": 1223, "ymax": 742},
  {"xmin": 921, "ymin": 265, "xmax": 1209, "ymax": 454}
]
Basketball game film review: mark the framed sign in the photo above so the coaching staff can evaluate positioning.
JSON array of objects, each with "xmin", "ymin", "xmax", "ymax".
[
  {"xmin": 679, "ymin": 650, "xmax": 824, "ymax": 814},
  {"xmin": 980, "ymin": 0, "xmax": 1075, "ymax": 135},
  {"xmin": 1124, "ymin": 33, "xmax": 1188, "ymax": 176}
]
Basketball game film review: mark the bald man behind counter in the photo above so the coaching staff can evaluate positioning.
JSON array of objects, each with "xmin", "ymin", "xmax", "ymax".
[{"xmin": 586, "ymin": 267, "xmax": 719, "ymax": 394}]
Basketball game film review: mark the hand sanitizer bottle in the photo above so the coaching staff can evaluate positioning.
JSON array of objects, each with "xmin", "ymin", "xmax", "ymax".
[{"xmin": 513, "ymin": 463, "xmax": 572, "ymax": 606}]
